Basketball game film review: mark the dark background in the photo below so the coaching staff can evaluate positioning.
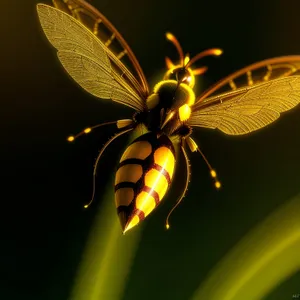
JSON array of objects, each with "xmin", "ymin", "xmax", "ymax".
[{"xmin": 2, "ymin": 0, "xmax": 300, "ymax": 299}]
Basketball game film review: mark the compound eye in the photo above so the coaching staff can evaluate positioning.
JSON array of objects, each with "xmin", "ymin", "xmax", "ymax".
[
  {"xmin": 164, "ymin": 68, "xmax": 178, "ymax": 81},
  {"xmin": 169, "ymin": 70, "xmax": 177, "ymax": 81},
  {"xmin": 176, "ymin": 68, "xmax": 189, "ymax": 82}
]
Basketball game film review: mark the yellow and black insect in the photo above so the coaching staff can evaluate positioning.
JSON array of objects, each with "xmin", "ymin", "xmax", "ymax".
[{"xmin": 37, "ymin": 0, "xmax": 300, "ymax": 234}]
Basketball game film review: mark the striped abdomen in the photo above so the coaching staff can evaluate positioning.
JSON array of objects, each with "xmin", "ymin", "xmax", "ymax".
[{"xmin": 114, "ymin": 132, "xmax": 176, "ymax": 233}]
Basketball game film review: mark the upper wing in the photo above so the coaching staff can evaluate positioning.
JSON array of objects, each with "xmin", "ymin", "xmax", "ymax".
[
  {"xmin": 194, "ymin": 56, "xmax": 300, "ymax": 105},
  {"xmin": 188, "ymin": 76, "xmax": 300, "ymax": 135},
  {"xmin": 37, "ymin": 4, "xmax": 146, "ymax": 111},
  {"xmin": 52, "ymin": 0, "xmax": 149, "ymax": 98}
]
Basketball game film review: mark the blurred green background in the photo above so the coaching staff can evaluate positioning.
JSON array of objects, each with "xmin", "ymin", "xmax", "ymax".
[{"xmin": 2, "ymin": 0, "xmax": 300, "ymax": 299}]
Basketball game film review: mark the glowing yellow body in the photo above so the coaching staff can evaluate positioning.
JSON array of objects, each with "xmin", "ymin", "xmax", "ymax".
[
  {"xmin": 114, "ymin": 132, "xmax": 176, "ymax": 233},
  {"xmin": 37, "ymin": 3, "xmax": 300, "ymax": 236},
  {"xmin": 146, "ymin": 80, "xmax": 195, "ymax": 114}
]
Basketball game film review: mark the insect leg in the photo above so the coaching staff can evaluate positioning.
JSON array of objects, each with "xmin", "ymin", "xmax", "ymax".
[
  {"xmin": 67, "ymin": 119, "xmax": 134, "ymax": 142},
  {"xmin": 165, "ymin": 145, "xmax": 190, "ymax": 230},
  {"xmin": 186, "ymin": 136, "xmax": 221, "ymax": 189},
  {"xmin": 84, "ymin": 127, "xmax": 133, "ymax": 208}
]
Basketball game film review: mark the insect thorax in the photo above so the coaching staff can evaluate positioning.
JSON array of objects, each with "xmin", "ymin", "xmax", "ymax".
[
  {"xmin": 146, "ymin": 80, "xmax": 195, "ymax": 111},
  {"xmin": 140, "ymin": 80, "xmax": 195, "ymax": 135}
]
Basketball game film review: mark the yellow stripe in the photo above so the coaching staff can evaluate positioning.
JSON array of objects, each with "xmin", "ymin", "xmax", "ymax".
[
  {"xmin": 144, "ymin": 168, "xmax": 168, "ymax": 201},
  {"xmin": 115, "ymin": 164, "xmax": 142, "ymax": 185},
  {"xmin": 153, "ymin": 147, "xmax": 175, "ymax": 178},
  {"xmin": 124, "ymin": 215, "xmax": 140, "ymax": 233},
  {"xmin": 115, "ymin": 188, "xmax": 134, "ymax": 207},
  {"xmin": 135, "ymin": 191, "xmax": 156, "ymax": 217},
  {"xmin": 181, "ymin": 83, "xmax": 195, "ymax": 105},
  {"xmin": 120, "ymin": 141, "xmax": 152, "ymax": 162}
]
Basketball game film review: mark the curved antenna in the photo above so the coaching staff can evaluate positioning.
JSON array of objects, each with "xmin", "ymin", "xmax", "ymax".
[
  {"xmin": 84, "ymin": 127, "xmax": 133, "ymax": 208},
  {"xmin": 186, "ymin": 48, "xmax": 223, "ymax": 68},
  {"xmin": 165, "ymin": 145, "xmax": 191, "ymax": 230},
  {"xmin": 165, "ymin": 32, "xmax": 185, "ymax": 66}
]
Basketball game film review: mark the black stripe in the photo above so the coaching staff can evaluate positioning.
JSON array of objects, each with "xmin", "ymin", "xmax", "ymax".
[
  {"xmin": 152, "ymin": 163, "xmax": 171, "ymax": 185},
  {"xmin": 118, "ymin": 158, "xmax": 144, "ymax": 169},
  {"xmin": 142, "ymin": 186, "xmax": 160, "ymax": 205},
  {"xmin": 115, "ymin": 182, "xmax": 136, "ymax": 192},
  {"xmin": 132, "ymin": 132, "xmax": 175, "ymax": 156},
  {"xmin": 117, "ymin": 205, "xmax": 131, "ymax": 214},
  {"xmin": 117, "ymin": 207, "xmax": 145, "ymax": 221}
]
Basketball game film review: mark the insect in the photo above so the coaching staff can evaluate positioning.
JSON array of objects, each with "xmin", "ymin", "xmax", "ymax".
[{"xmin": 37, "ymin": 0, "xmax": 300, "ymax": 234}]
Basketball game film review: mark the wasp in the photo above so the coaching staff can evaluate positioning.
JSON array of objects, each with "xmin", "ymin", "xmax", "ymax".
[{"xmin": 37, "ymin": 0, "xmax": 300, "ymax": 233}]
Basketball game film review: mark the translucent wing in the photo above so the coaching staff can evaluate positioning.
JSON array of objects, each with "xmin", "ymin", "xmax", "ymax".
[
  {"xmin": 188, "ymin": 76, "xmax": 300, "ymax": 135},
  {"xmin": 37, "ymin": 4, "xmax": 145, "ymax": 111},
  {"xmin": 52, "ymin": 0, "xmax": 149, "ymax": 98},
  {"xmin": 195, "ymin": 56, "xmax": 300, "ymax": 104}
]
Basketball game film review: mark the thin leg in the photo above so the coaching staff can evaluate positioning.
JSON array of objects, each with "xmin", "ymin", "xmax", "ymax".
[
  {"xmin": 67, "ymin": 119, "xmax": 133, "ymax": 142},
  {"xmin": 165, "ymin": 145, "xmax": 191, "ymax": 230},
  {"xmin": 186, "ymin": 136, "xmax": 221, "ymax": 189},
  {"xmin": 84, "ymin": 127, "xmax": 133, "ymax": 208}
]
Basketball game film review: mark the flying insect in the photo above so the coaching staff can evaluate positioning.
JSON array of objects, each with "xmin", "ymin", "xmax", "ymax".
[{"xmin": 37, "ymin": 0, "xmax": 300, "ymax": 233}]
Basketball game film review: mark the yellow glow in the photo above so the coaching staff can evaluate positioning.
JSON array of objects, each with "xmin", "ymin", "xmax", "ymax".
[
  {"xmin": 166, "ymin": 224, "xmax": 170, "ymax": 230},
  {"xmin": 120, "ymin": 141, "xmax": 152, "ymax": 162},
  {"xmin": 124, "ymin": 215, "xmax": 140, "ymax": 233},
  {"xmin": 214, "ymin": 49, "xmax": 223, "ymax": 56},
  {"xmin": 186, "ymin": 137, "xmax": 198, "ymax": 152},
  {"xmin": 84, "ymin": 205, "xmax": 88, "ymax": 208},
  {"xmin": 136, "ymin": 191, "xmax": 156, "ymax": 217},
  {"xmin": 163, "ymin": 69, "xmax": 173, "ymax": 81},
  {"xmin": 144, "ymin": 169, "xmax": 168, "ymax": 201},
  {"xmin": 161, "ymin": 111, "xmax": 175, "ymax": 129},
  {"xmin": 179, "ymin": 104, "xmax": 191, "ymax": 121},
  {"xmin": 187, "ymin": 74, "xmax": 195, "ymax": 88},
  {"xmin": 165, "ymin": 32, "xmax": 174, "ymax": 41},
  {"xmin": 215, "ymin": 181, "xmax": 221, "ymax": 189},
  {"xmin": 84, "ymin": 127, "xmax": 91, "ymax": 134},
  {"xmin": 165, "ymin": 56, "xmax": 174, "ymax": 69},
  {"xmin": 162, "ymin": 68, "xmax": 196, "ymax": 88},
  {"xmin": 67, "ymin": 136, "xmax": 75, "ymax": 142},
  {"xmin": 154, "ymin": 79, "xmax": 177, "ymax": 92},
  {"xmin": 184, "ymin": 55, "xmax": 190, "ymax": 65},
  {"xmin": 153, "ymin": 147, "xmax": 175, "ymax": 178},
  {"xmin": 210, "ymin": 170, "xmax": 217, "ymax": 178},
  {"xmin": 181, "ymin": 81, "xmax": 195, "ymax": 104}
]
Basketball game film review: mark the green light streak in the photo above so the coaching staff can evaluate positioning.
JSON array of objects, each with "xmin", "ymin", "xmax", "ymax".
[
  {"xmin": 69, "ymin": 129, "xmax": 143, "ymax": 300},
  {"xmin": 191, "ymin": 193, "xmax": 300, "ymax": 300}
]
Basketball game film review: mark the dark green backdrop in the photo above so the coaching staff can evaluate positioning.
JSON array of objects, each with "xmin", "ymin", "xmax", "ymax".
[{"xmin": 2, "ymin": 0, "xmax": 300, "ymax": 299}]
